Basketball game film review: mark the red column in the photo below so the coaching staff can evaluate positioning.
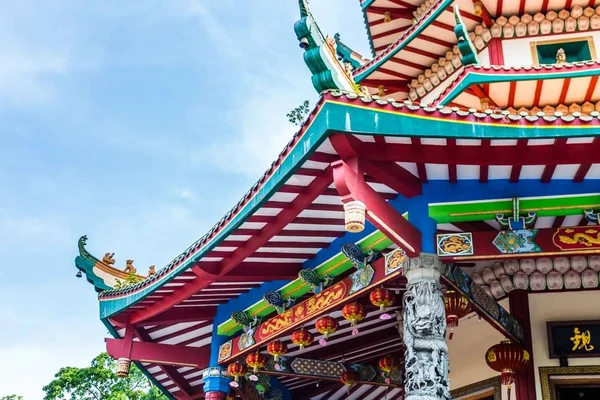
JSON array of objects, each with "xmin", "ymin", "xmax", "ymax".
[
  {"xmin": 205, "ymin": 392, "xmax": 227, "ymax": 400},
  {"xmin": 488, "ymin": 38, "xmax": 505, "ymax": 65},
  {"xmin": 508, "ymin": 289, "xmax": 536, "ymax": 400}
]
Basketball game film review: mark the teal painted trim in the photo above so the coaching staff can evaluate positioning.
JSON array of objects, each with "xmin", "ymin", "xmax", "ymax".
[
  {"xmin": 101, "ymin": 319, "xmax": 176, "ymax": 400},
  {"xmin": 360, "ymin": 1, "xmax": 377, "ymax": 57},
  {"xmin": 76, "ymin": 256, "xmax": 112, "ymax": 292},
  {"xmin": 361, "ymin": 0, "xmax": 376, "ymax": 9},
  {"xmin": 439, "ymin": 66, "xmax": 600, "ymax": 105},
  {"xmin": 99, "ymin": 96, "xmax": 600, "ymax": 317},
  {"xmin": 321, "ymin": 99, "xmax": 600, "ymax": 138},
  {"xmin": 355, "ymin": 0, "xmax": 453, "ymax": 82}
]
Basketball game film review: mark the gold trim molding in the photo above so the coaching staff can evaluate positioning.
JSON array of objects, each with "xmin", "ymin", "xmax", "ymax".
[
  {"xmin": 539, "ymin": 365, "xmax": 600, "ymax": 400},
  {"xmin": 451, "ymin": 376, "xmax": 501, "ymax": 400}
]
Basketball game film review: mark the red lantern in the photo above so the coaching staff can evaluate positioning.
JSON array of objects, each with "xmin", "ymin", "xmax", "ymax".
[
  {"xmin": 246, "ymin": 351, "xmax": 266, "ymax": 374},
  {"xmin": 378, "ymin": 355, "xmax": 398, "ymax": 374},
  {"xmin": 485, "ymin": 339, "xmax": 530, "ymax": 399},
  {"xmin": 342, "ymin": 302, "xmax": 366, "ymax": 335},
  {"xmin": 227, "ymin": 360, "xmax": 247, "ymax": 387},
  {"xmin": 291, "ymin": 328, "xmax": 313, "ymax": 350},
  {"xmin": 267, "ymin": 340, "xmax": 287, "ymax": 361},
  {"xmin": 340, "ymin": 370, "xmax": 360, "ymax": 388},
  {"xmin": 342, "ymin": 302, "xmax": 366, "ymax": 326},
  {"xmin": 444, "ymin": 290, "xmax": 471, "ymax": 340},
  {"xmin": 370, "ymin": 288, "xmax": 395, "ymax": 319},
  {"xmin": 315, "ymin": 316, "xmax": 338, "ymax": 345}
]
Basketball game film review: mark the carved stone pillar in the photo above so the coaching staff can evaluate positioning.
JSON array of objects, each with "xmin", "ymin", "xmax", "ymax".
[{"xmin": 403, "ymin": 254, "xmax": 450, "ymax": 400}]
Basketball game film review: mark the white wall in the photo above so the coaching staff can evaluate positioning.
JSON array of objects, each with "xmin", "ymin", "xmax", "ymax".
[
  {"xmin": 448, "ymin": 299, "xmax": 516, "ymax": 399},
  {"xmin": 500, "ymin": 31, "xmax": 600, "ymax": 67},
  {"xmin": 529, "ymin": 291, "xmax": 600, "ymax": 400}
]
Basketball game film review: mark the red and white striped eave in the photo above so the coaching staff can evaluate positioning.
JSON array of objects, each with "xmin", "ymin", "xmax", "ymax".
[
  {"xmin": 360, "ymin": 0, "xmax": 481, "ymax": 99},
  {"xmin": 112, "ymin": 132, "xmax": 599, "ymax": 395}
]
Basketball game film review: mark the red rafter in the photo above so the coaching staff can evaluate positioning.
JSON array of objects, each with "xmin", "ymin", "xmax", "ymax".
[
  {"xmin": 128, "ymin": 169, "xmax": 334, "ymax": 324},
  {"xmin": 106, "ymin": 337, "xmax": 210, "ymax": 369},
  {"xmin": 132, "ymin": 307, "xmax": 216, "ymax": 327},
  {"xmin": 558, "ymin": 78, "xmax": 572, "ymax": 104},
  {"xmin": 585, "ymin": 76, "xmax": 599, "ymax": 101},
  {"xmin": 360, "ymin": 159, "xmax": 422, "ymax": 197},
  {"xmin": 411, "ymin": 138, "xmax": 428, "ymax": 183},
  {"xmin": 540, "ymin": 138, "xmax": 567, "ymax": 183},
  {"xmin": 447, "ymin": 139, "xmax": 457, "ymax": 182},
  {"xmin": 574, "ymin": 137, "xmax": 600, "ymax": 182},
  {"xmin": 480, "ymin": 140, "xmax": 491, "ymax": 183}
]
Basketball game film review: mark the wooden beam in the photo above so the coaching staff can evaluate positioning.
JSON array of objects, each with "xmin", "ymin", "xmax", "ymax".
[
  {"xmin": 106, "ymin": 338, "xmax": 210, "ymax": 369},
  {"xmin": 133, "ymin": 307, "xmax": 216, "ymax": 327},
  {"xmin": 359, "ymin": 160, "xmax": 422, "ymax": 198},
  {"xmin": 332, "ymin": 158, "xmax": 421, "ymax": 256}
]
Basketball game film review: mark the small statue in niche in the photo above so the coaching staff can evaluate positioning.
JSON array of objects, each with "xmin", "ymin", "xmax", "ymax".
[
  {"xmin": 378, "ymin": 85, "xmax": 387, "ymax": 97},
  {"xmin": 556, "ymin": 48, "xmax": 566, "ymax": 65},
  {"xmin": 124, "ymin": 259, "xmax": 137, "ymax": 274},
  {"xmin": 147, "ymin": 265, "xmax": 156, "ymax": 276},
  {"xmin": 102, "ymin": 252, "xmax": 115, "ymax": 265}
]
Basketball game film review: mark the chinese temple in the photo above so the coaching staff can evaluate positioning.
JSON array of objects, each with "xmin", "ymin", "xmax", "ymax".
[{"xmin": 75, "ymin": 0, "xmax": 600, "ymax": 399}]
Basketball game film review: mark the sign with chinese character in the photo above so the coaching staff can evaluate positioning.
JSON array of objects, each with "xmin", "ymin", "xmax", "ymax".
[{"xmin": 547, "ymin": 320, "xmax": 600, "ymax": 359}]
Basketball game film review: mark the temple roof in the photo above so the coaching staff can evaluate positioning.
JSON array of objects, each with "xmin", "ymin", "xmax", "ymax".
[
  {"xmin": 80, "ymin": 90, "xmax": 600, "ymax": 398},
  {"xmin": 434, "ymin": 61, "xmax": 600, "ymax": 109}
]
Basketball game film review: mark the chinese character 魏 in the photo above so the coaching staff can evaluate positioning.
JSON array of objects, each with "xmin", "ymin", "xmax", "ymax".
[{"xmin": 570, "ymin": 327, "xmax": 595, "ymax": 352}]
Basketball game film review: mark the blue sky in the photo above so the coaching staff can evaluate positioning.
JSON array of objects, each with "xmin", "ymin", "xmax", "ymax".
[{"xmin": 0, "ymin": 1, "xmax": 369, "ymax": 398}]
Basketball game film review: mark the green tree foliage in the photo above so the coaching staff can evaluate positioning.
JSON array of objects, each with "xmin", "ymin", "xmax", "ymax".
[
  {"xmin": 1, "ymin": 395, "xmax": 24, "ymax": 400},
  {"xmin": 43, "ymin": 353, "xmax": 168, "ymax": 400},
  {"xmin": 286, "ymin": 100, "xmax": 310, "ymax": 126}
]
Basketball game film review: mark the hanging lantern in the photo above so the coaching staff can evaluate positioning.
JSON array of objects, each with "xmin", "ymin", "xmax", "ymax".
[
  {"xmin": 378, "ymin": 355, "xmax": 398, "ymax": 384},
  {"xmin": 340, "ymin": 370, "xmax": 360, "ymax": 390},
  {"xmin": 370, "ymin": 287, "xmax": 395, "ymax": 319},
  {"xmin": 267, "ymin": 340, "xmax": 287, "ymax": 361},
  {"xmin": 227, "ymin": 360, "xmax": 247, "ymax": 387},
  {"xmin": 344, "ymin": 201, "xmax": 366, "ymax": 233},
  {"xmin": 444, "ymin": 290, "xmax": 471, "ymax": 340},
  {"xmin": 485, "ymin": 339, "xmax": 530, "ymax": 399},
  {"xmin": 342, "ymin": 302, "xmax": 366, "ymax": 335},
  {"xmin": 246, "ymin": 351, "xmax": 266, "ymax": 374},
  {"xmin": 291, "ymin": 328, "xmax": 313, "ymax": 350},
  {"xmin": 116, "ymin": 358, "xmax": 131, "ymax": 378},
  {"xmin": 315, "ymin": 316, "xmax": 339, "ymax": 345}
]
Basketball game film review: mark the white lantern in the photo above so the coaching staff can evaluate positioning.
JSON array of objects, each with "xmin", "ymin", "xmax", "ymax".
[
  {"xmin": 344, "ymin": 201, "xmax": 366, "ymax": 233},
  {"xmin": 116, "ymin": 358, "xmax": 131, "ymax": 377}
]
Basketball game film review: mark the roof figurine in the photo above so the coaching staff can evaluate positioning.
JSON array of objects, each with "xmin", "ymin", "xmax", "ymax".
[{"xmin": 294, "ymin": 0, "xmax": 359, "ymax": 94}]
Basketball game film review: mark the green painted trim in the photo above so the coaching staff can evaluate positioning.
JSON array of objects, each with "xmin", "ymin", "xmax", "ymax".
[
  {"xmin": 101, "ymin": 319, "xmax": 176, "ymax": 400},
  {"xmin": 439, "ymin": 66, "xmax": 600, "ymax": 106},
  {"xmin": 355, "ymin": 0, "xmax": 453, "ymax": 82},
  {"xmin": 429, "ymin": 193, "xmax": 600, "ymax": 223},
  {"xmin": 217, "ymin": 229, "xmax": 393, "ymax": 336},
  {"xmin": 99, "ymin": 97, "xmax": 600, "ymax": 317}
]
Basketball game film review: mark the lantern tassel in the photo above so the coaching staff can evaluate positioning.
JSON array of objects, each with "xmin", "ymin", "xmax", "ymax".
[
  {"xmin": 507, "ymin": 385, "xmax": 511, "ymax": 400},
  {"xmin": 449, "ymin": 328, "xmax": 454, "ymax": 340},
  {"xmin": 352, "ymin": 328, "xmax": 359, "ymax": 336}
]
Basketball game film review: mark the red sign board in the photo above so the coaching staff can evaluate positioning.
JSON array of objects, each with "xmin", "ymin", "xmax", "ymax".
[
  {"xmin": 258, "ymin": 281, "xmax": 348, "ymax": 341},
  {"xmin": 553, "ymin": 227, "xmax": 600, "ymax": 251}
]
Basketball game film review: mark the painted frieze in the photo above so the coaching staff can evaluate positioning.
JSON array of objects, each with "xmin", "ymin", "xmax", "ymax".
[{"xmin": 436, "ymin": 233, "xmax": 474, "ymax": 257}]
